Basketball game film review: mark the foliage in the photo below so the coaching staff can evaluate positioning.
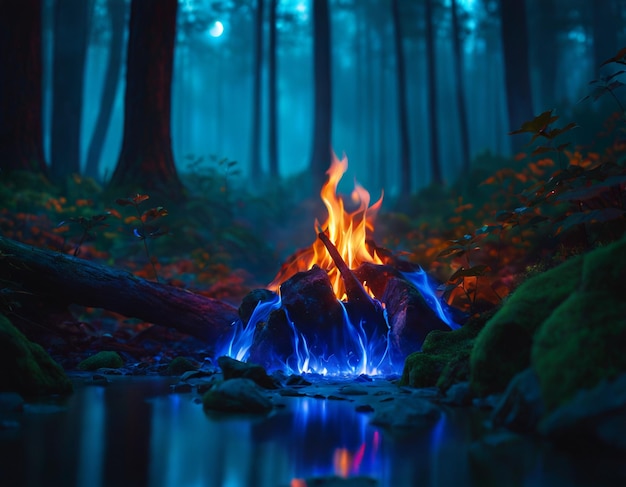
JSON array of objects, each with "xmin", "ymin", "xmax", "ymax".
[
  {"xmin": 380, "ymin": 50, "xmax": 626, "ymax": 315},
  {"xmin": 115, "ymin": 193, "xmax": 169, "ymax": 282}
]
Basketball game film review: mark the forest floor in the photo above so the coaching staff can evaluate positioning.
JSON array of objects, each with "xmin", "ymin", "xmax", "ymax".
[{"xmin": 1, "ymin": 110, "xmax": 625, "ymax": 370}]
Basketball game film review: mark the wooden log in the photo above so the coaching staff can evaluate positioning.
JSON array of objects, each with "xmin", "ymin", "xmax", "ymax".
[{"xmin": 0, "ymin": 236, "xmax": 238, "ymax": 343}]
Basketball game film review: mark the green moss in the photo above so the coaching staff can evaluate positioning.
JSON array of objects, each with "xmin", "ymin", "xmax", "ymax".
[
  {"xmin": 400, "ymin": 313, "xmax": 486, "ymax": 389},
  {"xmin": 77, "ymin": 351, "xmax": 123, "ymax": 371},
  {"xmin": 532, "ymin": 238, "xmax": 626, "ymax": 412},
  {"xmin": 401, "ymin": 353, "xmax": 448, "ymax": 387},
  {"xmin": 0, "ymin": 313, "xmax": 72, "ymax": 397},
  {"xmin": 469, "ymin": 254, "xmax": 583, "ymax": 396},
  {"xmin": 165, "ymin": 356, "xmax": 197, "ymax": 375}
]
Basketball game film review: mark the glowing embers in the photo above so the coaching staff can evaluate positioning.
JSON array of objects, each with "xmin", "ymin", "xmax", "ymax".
[{"xmin": 268, "ymin": 152, "xmax": 383, "ymax": 300}]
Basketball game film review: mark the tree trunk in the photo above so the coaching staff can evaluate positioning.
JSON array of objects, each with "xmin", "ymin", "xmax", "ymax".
[
  {"xmin": 50, "ymin": 0, "xmax": 90, "ymax": 181},
  {"xmin": 450, "ymin": 0, "xmax": 470, "ymax": 174},
  {"xmin": 268, "ymin": 0, "xmax": 279, "ymax": 179},
  {"xmin": 109, "ymin": 0, "xmax": 185, "ymax": 201},
  {"xmin": 84, "ymin": 0, "xmax": 126, "ymax": 180},
  {"xmin": 592, "ymin": 0, "xmax": 620, "ymax": 74},
  {"xmin": 500, "ymin": 0, "xmax": 534, "ymax": 155},
  {"xmin": 0, "ymin": 0, "xmax": 48, "ymax": 174},
  {"xmin": 391, "ymin": 0, "xmax": 411, "ymax": 198},
  {"xmin": 250, "ymin": 0, "xmax": 264, "ymax": 181},
  {"xmin": 0, "ymin": 236, "xmax": 238, "ymax": 343},
  {"xmin": 532, "ymin": 0, "xmax": 558, "ymax": 109},
  {"xmin": 310, "ymin": 0, "xmax": 333, "ymax": 191},
  {"xmin": 425, "ymin": 0, "xmax": 442, "ymax": 185}
]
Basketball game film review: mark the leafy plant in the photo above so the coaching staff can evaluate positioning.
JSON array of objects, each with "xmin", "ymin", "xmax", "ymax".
[
  {"xmin": 58, "ymin": 213, "xmax": 110, "ymax": 257},
  {"xmin": 115, "ymin": 193, "xmax": 169, "ymax": 282}
]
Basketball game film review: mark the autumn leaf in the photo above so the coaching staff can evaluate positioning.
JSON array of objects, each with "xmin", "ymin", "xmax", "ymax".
[
  {"xmin": 601, "ymin": 47, "xmax": 626, "ymax": 66},
  {"xmin": 141, "ymin": 206, "xmax": 168, "ymax": 222},
  {"xmin": 509, "ymin": 110, "xmax": 559, "ymax": 137}
]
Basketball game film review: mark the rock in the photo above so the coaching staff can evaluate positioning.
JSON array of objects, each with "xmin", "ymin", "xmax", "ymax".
[
  {"xmin": 338, "ymin": 384, "xmax": 369, "ymax": 396},
  {"xmin": 238, "ymin": 288, "xmax": 278, "ymax": 325},
  {"xmin": 369, "ymin": 397, "xmax": 441, "ymax": 429},
  {"xmin": 285, "ymin": 374, "xmax": 312, "ymax": 386},
  {"xmin": 399, "ymin": 312, "xmax": 486, "ymax": 389},
  {"xmin": 279, "ymin": 265, "xmax": 343, "ymax": 331},
  {"xmin": 469, "ymin": 254, "xmax": 582, "ymax": 397},
  {"xmin": 293, "ymin": 476, "xmax": 378, "ymax": 487},
  {"xmin": 383, "ymin": 276, "xmax": 451, "ymax": 360},
  {"xmin": 439, "ymin": 381, "xmax": 471, "ymax": 407},
  {"xmin": 165, "ymin": 356, "xmax": 198, "ymax": 376},
  {"xmin": 217, "ymin": 356, "xmax": 280, "ymax": 389},
  {"xmin": 0, "ymin": 313, "xmax": 73, "ymax": 397},
  {"xmin": 180, "ymin": 369, "xmax": 212, "ymax": 382},
  {"xmin": 531, "ymin": 238, "xmax": 626, "ymax": 412},
  {"xmin": 202, "ymin": 378, "xmax": 273, "ymax": 413},
  {"xmin": 490, "ymin": 368, "xmax": 544, "ymax": 432},
  {"xmin": 538, "ymin": 372, "xmax": 626, "ymax": 450},
  {"xmin": 355, "ymin": 404, "xmax": 374, "ymax": 413},
  {"xmin": 77, "ymin": 351, "xmax": 123, "ymax": 371},
  {"xmin": 0, "ymin": 392, "xmax": 24, "ymax": 412}
]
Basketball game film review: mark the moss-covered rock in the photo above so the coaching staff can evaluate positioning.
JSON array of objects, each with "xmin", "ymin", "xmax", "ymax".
[
  {"xmin": 165, "ymin": 356, "xmax": 197, "ymax": 375},
  {"xmin": 399, "ymin": 313, "xmax": 487, "ymax": 389},
  {"xmin": 470, "ymin": 254, "xmax": 583, "ymax": 396},
  {"xmin": 532, "ymin": 238, "xmax": 626, "ymax": 412},
  {"xmin": 77, "ymin": 351, "xmax": 123, "ymax": 371},
  {"xmin": 0, "ymin": 313, "xmax": 72, "ymax": 397}
]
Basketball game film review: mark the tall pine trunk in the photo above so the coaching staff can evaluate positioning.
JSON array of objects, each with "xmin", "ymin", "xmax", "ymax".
[
  {"xmin": 250, "ymin": 0, "xmax": 264, "ymax": 181},
  {"xmin": 391, "ymin": 0, "xmax": 411, "ymax": 198},
  {"xmin": 0, "ymin": 0, "xmax": 48, "ymax": 174},
  {"xmin": 500, "ymin": 0, "xmax": 534, "ymax": 155},
  {"xmin": 84, "ymin": 0, "xmax": 126, "ymax": 180},
  {"xmin": 310, "ymin": 0, "xmax": 332, "ymax": 191},
  {"xmin": 425, "ymin": 0, "xmax": 442, "ymax": 185},
  {"xmin": 268, "ymin": 0, "xmax": 279, "ymax": 179},
  {"xmin": 450, "ymin": 0, "xmax": 470, "ymax": 174},
  {"xmin": 50, "ymin": 0, "xmax": 90, "ymax": 181},
  {"xmin": 592, "ymin": 0, "xmax": 619, "ymax": 74},
  {"xmin": 109, "ymin": 0, "xmax": 184, "ymax": 201}
]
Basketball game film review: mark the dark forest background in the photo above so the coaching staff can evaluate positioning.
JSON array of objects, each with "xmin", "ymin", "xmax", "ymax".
[
  {"xmin": 1, "ymin": 0, "xmax": 625, "ymax": 297},
  {"xmin": 3, "ymin": 0, "xmax": 625, "ymax": 196}
]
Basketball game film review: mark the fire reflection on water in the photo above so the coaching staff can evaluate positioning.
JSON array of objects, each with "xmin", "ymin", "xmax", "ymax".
[{"xmin": 1, "ymin": 379, "xmax": 592, "ymax": 487}]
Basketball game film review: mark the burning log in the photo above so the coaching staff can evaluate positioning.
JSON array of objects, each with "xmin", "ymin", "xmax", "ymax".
[
  {"xmin": 382, "ymin": 277, "xmax": 451, "ymax": 360},
  {"xmin": 0, "ymin": 236, "xmax": 238, "ymax": 342},
  {"xmin": 318, "ymin": 230, "xmax": 387, "ymax": 337},
  {"xmin": 317, "ymin": 231, "xmax": 373, "ymax": 305}
]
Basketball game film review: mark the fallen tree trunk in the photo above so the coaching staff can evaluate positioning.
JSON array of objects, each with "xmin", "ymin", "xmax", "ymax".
[{"xmin": 0, "ymin": 236, "xmax": 238, "ymax": 343}]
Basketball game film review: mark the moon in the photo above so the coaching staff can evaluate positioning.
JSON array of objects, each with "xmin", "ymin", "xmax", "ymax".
[{"xmin": 209, "ymin": 21, "xmax": 224, "ymax": 38}]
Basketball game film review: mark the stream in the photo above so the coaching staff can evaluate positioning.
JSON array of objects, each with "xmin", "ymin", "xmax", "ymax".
[{"xmin": 0, "ymin": 376, "xmax": 618, "ymax": 486}]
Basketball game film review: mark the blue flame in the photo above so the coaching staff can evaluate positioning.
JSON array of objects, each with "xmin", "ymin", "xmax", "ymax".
[
  {"xmin": 280, "ymin": 301, "xmax": 393, "ymax": 376},
  {"xmin": 221, "ymin": 294, "xmax": 282, "ymax": 361},
  {"xmin": 219, "ymin": 267, "xmax": 459, "ymax": 376},
  {"xmin": 401, "ymin": 268, "xmax": 460, "ymax": 330}
]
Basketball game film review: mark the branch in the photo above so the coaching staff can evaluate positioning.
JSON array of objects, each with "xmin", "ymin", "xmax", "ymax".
[{"xmin": 0, "ymin": 236, "xmax": 238, "ymax": 343}]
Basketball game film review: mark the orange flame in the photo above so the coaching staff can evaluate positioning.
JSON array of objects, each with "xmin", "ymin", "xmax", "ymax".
[{"xmin": 269, "ymin": 153, "xmax": 383, "ymax": 299}]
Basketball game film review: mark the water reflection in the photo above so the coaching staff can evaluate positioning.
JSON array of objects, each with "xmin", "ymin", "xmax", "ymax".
[{"xmin": 1, "ymin": 378, "xmax": 623, "ymax": 486}]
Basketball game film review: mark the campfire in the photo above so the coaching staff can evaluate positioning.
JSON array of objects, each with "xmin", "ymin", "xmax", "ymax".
[{"xmin": 219, "ymin": 153, "xmax": 459, "ymax": 376}]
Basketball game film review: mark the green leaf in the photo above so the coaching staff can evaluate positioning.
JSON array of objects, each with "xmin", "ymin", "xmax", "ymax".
[
  {"xmin": 509, "ymin": 110, "xmax": 559, "ymax": 136},
  {"xmin": 449, "ymin": 265, "xmax": 489, "ymax": 281},
  {"xmin": 558, "ymin": 208, "xmax": 624, "ymax": 233},
  {"xmin": 437, "ymin": 245, "xmax": 465, "ymax": 258}
]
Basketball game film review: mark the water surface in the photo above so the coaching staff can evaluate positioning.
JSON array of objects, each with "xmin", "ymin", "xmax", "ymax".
[{"xmin": 0, "ymin": 377, "xmax": 621, "ymax": 486}]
